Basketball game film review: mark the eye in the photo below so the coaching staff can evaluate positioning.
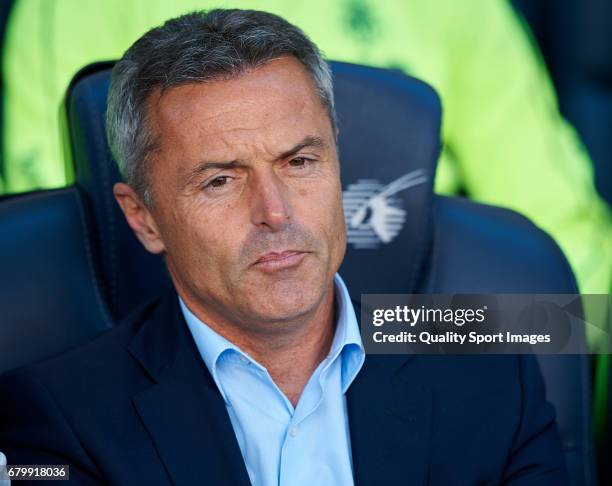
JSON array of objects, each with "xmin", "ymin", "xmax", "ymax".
[
  {"xmin": 288, "ymin": 157, "xmax": 312, "ymax": 169},
  {"xmin": 205, "ymin": 175, "xmax": 231, "ymax": 190}
]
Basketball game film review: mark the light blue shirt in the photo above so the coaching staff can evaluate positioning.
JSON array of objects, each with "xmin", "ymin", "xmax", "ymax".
[{"xmin": 180, "ymin": 273, "xmax": 365, "ymax": 486}]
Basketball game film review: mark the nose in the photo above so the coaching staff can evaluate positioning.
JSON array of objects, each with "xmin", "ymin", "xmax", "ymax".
[{"xmin": 249, "ymin": 169, "xmax": 293, "ymax": 231}]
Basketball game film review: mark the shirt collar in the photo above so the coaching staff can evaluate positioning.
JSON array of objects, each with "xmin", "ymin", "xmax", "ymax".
[
  {"xmin": 329, "ymin": 273, "xmax": 365, "ymax": 392},
  {"xmin": 180, "ymin": 273, "xmax": 364, "ymax": 395}
]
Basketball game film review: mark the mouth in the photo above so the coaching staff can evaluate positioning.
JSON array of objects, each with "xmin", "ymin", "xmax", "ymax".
[{"xmin": 252, "ymin": 250, "xmax": 308, "ymax": 273}]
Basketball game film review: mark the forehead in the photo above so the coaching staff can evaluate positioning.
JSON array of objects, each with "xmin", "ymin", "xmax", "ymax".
[{"xmin": 147, "ymin": 57, "xmax": 331, "ymax": 160}]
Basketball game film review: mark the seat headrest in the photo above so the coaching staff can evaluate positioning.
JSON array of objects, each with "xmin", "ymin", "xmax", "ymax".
[
  {"xmin": 63, "ymin": 61, "xmax": 441, "ymax": 319},
  {"xmin": 64, "ymin": 62, "xmax": 170, "ymax": 321}
]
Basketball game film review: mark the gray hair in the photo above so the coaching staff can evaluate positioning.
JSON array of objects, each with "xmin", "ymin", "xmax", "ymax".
[{"xmin": 105, "ymin": 9, "xmax": 336, "ymax": 206}]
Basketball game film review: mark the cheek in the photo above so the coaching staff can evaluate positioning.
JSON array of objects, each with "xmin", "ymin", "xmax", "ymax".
[
  {"xmin": 325, "ymin": 180, "xmax": 347, "ymax": 246},
  {"xmin": 192, "ymin": 218, "xmax": 240, "ymax": 264},
  {"xmin": 332, "ymin": 190, "xmax": 347, "ymax": 246},
  {"xmin": 297, "ymin": 180, "xmax": 345, "ymax": 243},
  {"xmin": 166, "ymin": 207, "xmax": 236, "ymax": 272}
]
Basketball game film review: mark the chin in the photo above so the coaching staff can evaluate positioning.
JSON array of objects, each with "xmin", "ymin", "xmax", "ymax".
[{"xmin": 245, "ymin": 279, "xmax": 324, "ymax": 323}]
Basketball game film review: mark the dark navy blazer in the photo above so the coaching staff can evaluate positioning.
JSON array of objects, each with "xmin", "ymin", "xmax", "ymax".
[{"xmin": 0, "ymin": 291, "xmax": 568, "ymax": 485}]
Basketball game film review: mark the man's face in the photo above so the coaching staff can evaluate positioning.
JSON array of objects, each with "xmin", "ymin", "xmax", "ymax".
[{"xmin": 121, "ymin": 57, "xmax": 346, "ymax": 329}]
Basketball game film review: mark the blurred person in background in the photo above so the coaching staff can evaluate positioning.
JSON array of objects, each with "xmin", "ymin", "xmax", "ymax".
[{"xmin": 1, "ymin": 0, "xmax": 610, "ymax": 407}]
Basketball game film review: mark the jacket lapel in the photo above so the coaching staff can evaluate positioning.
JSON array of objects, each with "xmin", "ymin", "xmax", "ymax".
[
  {"xmin": 348, "ymin": 303, "xmax": 432, "ymax": 486},
  {"xmin": 128, "ymin": 292, "xmax": 252, "ymax": 486}
]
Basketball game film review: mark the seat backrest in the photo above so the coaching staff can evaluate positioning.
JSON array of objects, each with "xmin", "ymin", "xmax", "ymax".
[
  {"xmin": 0, "ymin": 188, "xmax": 112, "ymax": 372},
  {"xmin": 0, "ymin": 61, "xmax": 595, "ymax": 484}
]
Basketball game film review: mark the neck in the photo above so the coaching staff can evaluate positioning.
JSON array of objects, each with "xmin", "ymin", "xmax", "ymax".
[
  {"xmin": 179, "ymin": 284, "xmax": 337, "ymax": 407},
  {"xmin": 249, "ymin": 295, "xmax": 336, "ymax": 406}
]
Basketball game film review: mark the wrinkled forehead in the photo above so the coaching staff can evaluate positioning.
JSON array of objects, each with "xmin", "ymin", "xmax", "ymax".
[{"xmin": 147, "ymin": 57, "xmax": 332, "ymax": 153}]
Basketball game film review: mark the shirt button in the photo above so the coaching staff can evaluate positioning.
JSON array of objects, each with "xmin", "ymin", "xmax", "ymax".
[{"xmin": 289, "ymin": 426, "xmax": 300, "ymax": 438}]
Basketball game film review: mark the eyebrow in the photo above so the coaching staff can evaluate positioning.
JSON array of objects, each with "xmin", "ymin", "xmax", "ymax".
[
  {"xmin": 277, "ymin": 136, "xmax": 328, "ymax": 160},
  {"xmin": 184, "ymin": 135, "xmax": 328, "ymax": 186}
]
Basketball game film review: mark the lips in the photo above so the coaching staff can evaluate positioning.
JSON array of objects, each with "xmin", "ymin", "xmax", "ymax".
[
  {"xmin": 255, "ymin": 250, "xmax": 305, "ymax": 264},
  {"xmin": 252, "ymin": 250, "xmax": 308, "ymax": 272}
]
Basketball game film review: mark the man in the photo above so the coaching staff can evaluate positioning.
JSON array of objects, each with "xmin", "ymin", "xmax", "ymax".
[{"xmin": 0, "ymin": 10, "xmax": 567, "ymax": 485}]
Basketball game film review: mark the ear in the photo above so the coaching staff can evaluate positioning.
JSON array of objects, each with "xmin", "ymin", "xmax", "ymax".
[{"xmin": 113, "ymin": 182, "xmax": 166, "ymax": 254}]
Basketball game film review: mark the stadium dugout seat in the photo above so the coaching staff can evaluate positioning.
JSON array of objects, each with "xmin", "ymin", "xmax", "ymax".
[{"xmin": 0, "ymin": 61, "xmax": 596, "ymax": 485}]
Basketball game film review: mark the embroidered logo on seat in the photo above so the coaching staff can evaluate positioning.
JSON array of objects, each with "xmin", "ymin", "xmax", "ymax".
[{"xmin": 342, "ymin": 169, "xmax": 427, "ymax": 249}]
